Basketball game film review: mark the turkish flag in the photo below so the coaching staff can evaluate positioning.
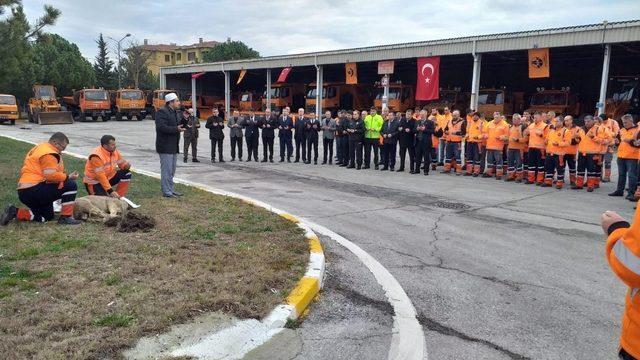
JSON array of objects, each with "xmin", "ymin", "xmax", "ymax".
[
  {"xmin": 415, "ymin": 57, "xmax": 440, "ymax": 101},
  {"xmin": 277, "ymin": 67, "xmax": 292, "ymax": 83}
]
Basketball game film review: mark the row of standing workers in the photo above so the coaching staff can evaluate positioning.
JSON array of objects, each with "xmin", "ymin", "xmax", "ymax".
[{"xmin": 190, "ymin": 102, "xmax": 637, "ymax": 201}]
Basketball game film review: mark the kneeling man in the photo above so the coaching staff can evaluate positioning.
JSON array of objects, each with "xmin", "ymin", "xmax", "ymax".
[{"xmin": 83, "ymin": 135, "xmax": 132, "ymax": 198}]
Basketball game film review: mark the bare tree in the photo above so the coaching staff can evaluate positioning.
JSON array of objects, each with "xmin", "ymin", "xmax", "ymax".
[{"xmin": 123, "ymin": 40, "xmax": 153, "ymax": 89}]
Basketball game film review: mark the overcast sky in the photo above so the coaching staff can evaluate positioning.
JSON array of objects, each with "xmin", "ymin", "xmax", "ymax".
[{"xmin": 20, "ymin": 0, "xmax": 640, "ymax": 63}]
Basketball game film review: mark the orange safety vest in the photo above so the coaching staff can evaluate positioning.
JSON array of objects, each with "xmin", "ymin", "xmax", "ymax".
[
  {"xmin": 466, "ymin": 118, "xmax": 484, "ymax": 143},
  {"xmin": 436, "ymin": 113, "xmax": 451, "ymax": 139},
  {"xmin": 17, "ymin": 142, "xmax": 63, "ymax": 189},
  {"xmin": 446, "ymin": 118, "xmax": 464, "ymax": 142},
  {"xmin": 545, "ymin": 127, "xmax": 571, "ymax": 155},
  {"xmin": 527, "ymin": 122, "xmax": 548, "ymax": 149},
  {"xmin": 577, "ymin": 126, "xmax": 604, "ymax": 155},
  {"xmin": 602, "ymin": 118, "xmax": 621, "ymax": 137},
  {"xmin": 618, "ymin": 126, "xmax": 640, "ymax": 160},
  {"xmin": 606, "ymin": 210, "xmax": 640, "ymax": 359},
  {"xmin": 83, "ymin": 146, "xmax": 124, "ymax": 185},
  {"xmin": 485, "ymin": 120, "xmax": 509, "ymax": 150},
  {"xmin": 565, "ymin": 126, "xmax": 580, "ymax": 155},
  {"xmin": 508, "ymin": 124, "xmax": 526, "ymax": 151}
]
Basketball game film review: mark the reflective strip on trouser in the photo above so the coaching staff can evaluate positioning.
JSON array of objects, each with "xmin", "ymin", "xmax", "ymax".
[{"xmin": 17, "ymin": 180, "xmax": 77, "ymax": 221}]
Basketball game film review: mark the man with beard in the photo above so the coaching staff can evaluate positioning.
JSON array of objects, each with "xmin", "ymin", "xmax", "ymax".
[{"xmin": 397, "ymin": 109, "xmax": 416, "ymax": 172}]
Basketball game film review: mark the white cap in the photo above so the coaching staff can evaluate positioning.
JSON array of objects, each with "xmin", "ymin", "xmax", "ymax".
[{"xmin": 165, "ymin": 92, "xmax": 178, "ymax": 102}]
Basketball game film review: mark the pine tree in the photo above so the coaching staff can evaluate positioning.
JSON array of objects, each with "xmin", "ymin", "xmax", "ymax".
[{"xmin": 93, "ymin": 33, "xmax": 115, "ymax": 89}]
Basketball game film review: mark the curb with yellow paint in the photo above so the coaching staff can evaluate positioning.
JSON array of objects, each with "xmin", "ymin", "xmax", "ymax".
[{"xmin": 0, "ymin": 134, "xmax": 325, "ymax": 328}]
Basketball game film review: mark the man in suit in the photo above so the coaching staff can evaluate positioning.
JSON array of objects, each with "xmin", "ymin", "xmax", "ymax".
[
  {"xmin": 259, "ymin": 108, "xmax": 277, "ymax": 162},
  {"xmin": 380, "ymin": 111, "xmax": 400, "ymax": 171},
  {"xmin": 227, "ymin": 110, "xmax": 243, "ymax": 161},
  {"xmin": 278, "ymin": 107, "xmax": 294, "ymax": 162},
  {"xmin": 335, "ymin": 110, "xmax": 348, "ymax": 166},
  {"xmin": 347, "ymin": 110, "xmax": 365, "ymax": 169},
  {"xmin": 205, "ymin": 107, "xmax": 225, "ymax": 163},
  {"xmin": 180, "ymin": 108, "xmax": 200, "ymax": 163},
  {"xmin": 321, "ymin": 110, "xmax": 336, "ymax": 165},
  {"xmin": 413, "ymin": 110, "xmax": 437, "ymax": 175},
  {"xmin": 305, "ymin": 112, "xmax": 320, "ymax": 164},
  {"xmin": 243, "ymin": 110, "xmax": 260, "ymax": 162},
  {"xmin": 294, "ymin": 108, "xmax": 308, "ymax": 163},
  {"xmin": 397, "ymin": 109, "xmax": 416, "ymax": 172}
]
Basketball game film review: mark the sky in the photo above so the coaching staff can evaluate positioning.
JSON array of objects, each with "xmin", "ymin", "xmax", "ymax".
[{"xmin": 19, "ymin": 0, "xmax": 640, "ymax": 63}]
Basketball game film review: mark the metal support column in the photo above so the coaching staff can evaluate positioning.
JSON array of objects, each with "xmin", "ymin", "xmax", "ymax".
[
  {"xmin": 191, "ymin": 76, "xmax": 197, "ymax": 116},
  {"xmin": 382, "ymin": 75, "xmax": 390, "ymax": 110},
  {"xmin": 470, "ymin": 53, "xmax": 482, "ymax": 111},
  {"xmin": 597, "ymin": 44, "xmax": 611, "ymax": 116},
  {"xmin": 223, "ymin": 70, "xmax": 231, "ymax": 119},
  {"xmin": 159, "ymin": 69, "xmax": 166, "ymax": 89},
  {"xmin": 315, "ymin": 65, "xmax": 323, "ymax": 118},
  {"xmin": 266, "ymin": 69, "xmax": 272, "ymax": 111}
]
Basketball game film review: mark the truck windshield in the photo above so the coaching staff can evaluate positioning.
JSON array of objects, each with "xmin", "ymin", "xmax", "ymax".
[
  {"xmin": 375, "ymin": 88, "xmax": 400, "ymax": 100},
  {"xmin": 263, "ymin": 88, "xmax": 277, "ymax": 98},
  {"xmin": 85, "ymin": 91, "xmax": 109, "ymax": 101},
  {"xmin": 0, "ymin": 95, "xmax": 16, "ymax": 105},
  {"xmin": 36, "ymin": 86, "xmax": 55, "ymax": 99},
  {"xmin": 121, "ymin": 91, "xmax": 142, "ymax": 100},
  {"xmin": 531, "ymin": 93, "xmax": 566, "ymax": 105},
  {"xmin": 241, "ymin": 94, "xmax": 251, "ymax": 102},
  {"xmin": 307, "ymin": 88, "xmax": 328, "ymax": 98},
  {"xmin": 478, "ymin": 92, "xmax": 504, "ymax": 105},
  {"xmin": 440, "ymin": 91, "xmax": 457, "ymax": 104},
  {"xmin": 609, "ymin": 79, "xmax": 638, "ymax": 102}
]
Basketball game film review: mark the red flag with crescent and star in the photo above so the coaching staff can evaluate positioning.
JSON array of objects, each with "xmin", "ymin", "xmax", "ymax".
[
  {"xmin": 415, "ymin": 57, "xmax": 440, "ymax": 101},
  {"xmin": 277, "ymin": 67, "xmax": 292, "ymax": 83}
]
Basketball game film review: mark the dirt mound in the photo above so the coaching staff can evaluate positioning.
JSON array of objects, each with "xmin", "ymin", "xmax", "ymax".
[{"xmin": 105, "ymin": 211, "xmax": 156, "ymax": 233}]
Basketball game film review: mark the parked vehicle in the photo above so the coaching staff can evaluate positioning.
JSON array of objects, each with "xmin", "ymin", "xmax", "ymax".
[
  {"xmin": 239, "ymin": 91, "xmax": 262, "ymax": 112},
  {"xmin": 420, "ymin": 89, "xmax": 469, "ymax": 112},
  {"xmin": 526, "ymin": 88, "xmax": 580, "ymax": 116},
  {"xmin": 374, "ymin": 83, "xmax": 415, "ymax": 112},
  {"xmin": 262, "ymin": 83, "xmax": 306, "ymax": 113},
  {"xmin": 27, "ymin": 85, "xmax": 73, "ymax": 124},
  {"xmin": 147, "ymin": 89, "xmax": 176, "ymax": 119},
  {"xmin": 477, "ymin": 88, "xmax": 524, "ymax": 118},
  {"xmin": 111, "ymin": 89, "xmax": 146, "ymax": 121},
  {"xmin": 63, "ymin": 88, "xmax": 111, "ymax": 121},
  {"xmin": 604, "ymin": 76, "xmax": 640, "ymax": 120},
  {"xmin": 305, "ymin": 82, "xmax": 372, "ymax": 115},
  {"xmin": 0, "ymin": 94, "xmax": 19, "ymax": 125}
]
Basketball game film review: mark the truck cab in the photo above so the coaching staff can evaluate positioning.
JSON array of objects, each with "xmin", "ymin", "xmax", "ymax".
[
  {"xmin": 239, "ymin": 91, "xmax": 262, "ymax": 112},
  {"xmin": 64, "ymin": 88, "xmax": 111, "ymax": 121},
  {"xmin": 305, "ymin": 82, "xmax": 371, "ymax": 115},
  {"xmin": 147, "ymin": 90, "xmax": 176, "ymax": 119},
  {"xmin": 374, "ymin": 83, "xmax": 414, "ymax": 112},
  {"xmin": 0, "ymin": 94, "xmax": 18, "ymax": 125},
  {"xmin": 527, "ymin": 88, "xmax": 580, "ymax": 117},
  {"xmin": 262, "ymin": 83, "xmax": 306, "ymax": 113},
  {"xmin": 477, "ymin": 89, "xmax": 524, "ymax": 118},
  {"xmin": 420, "ymin": 89, "xmax": 468, "ymax": 112},
  {"xmin": 605, "ymin": 76, "xmax": 639, "ymax": 120},
  {"xmin": 112, "ymin": 89, "xmax": 146, "ymax": 121}
]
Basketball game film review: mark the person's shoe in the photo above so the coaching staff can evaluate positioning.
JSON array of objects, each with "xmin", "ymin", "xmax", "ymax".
[
  {"xmin": 219, "ymin": 159, "xmax": 225, "ymax": 163},
  {"xmin": 424, "ymin": 171, "xmax": 429, "ymax": 176},
  {"xmin": 163, "ymin": 193, "xmax": 176, "ymax": 198},
  {"xmin": 255, "ymin": 157, "xmax": 259, "ymax": 162},
  {"xmin": 347, "ymin": 165, "xmax": 355, "ymax": 169},
  {"xmin": 482, "ymin": 173, "xmax": 491, "ymax": 178},
  {"xmin": 287, "ymin": 158, "xmax": 292, "ymax": 163},
  {"xmin": 183, "ymin": 158, "xmax": 188, "ymax": 163},
  {"xmin": 294, "ymin": 159, "xmax": 300, "ymax": 163},
  {"xmin": 626, "ymin": 194, "xmax": 638, "ymax": 202},
  {"xmin": 356, "ymin": 165, "xmax": 361, "ymax": 170},
  {"xmin": 609, "ymin": 190, "xmax": 624, "ymax": 197},
  {"xmin": 192, "ymin": 158, "xmax": 200, "ymax": 163},
  {"xmin": 380, "ymin": 167, "xmax": 388, "ymax": 171},
  {"xmin": 375, "ymin": 165, "xmax": 379, "ymax": 170},
  {"xmin": 437, "ymin": 162, "xmax": 444, "ymax": 166},
  {"xmin": 472, "ymin": 173, "xmax": 479, "ymax": 177},
  {"xmin": 270, "ymin": 159, "xmax": 274, "ymax": 163},
  {"xmin": 340, "ymin": 163, "xmax": 347, "ymax": 167},
  {"xmin": 280, "ymin": 158, "xmax": 285, "ymax": 162},
  {"xmin": 587, "ymin": 187, "xmax": 594, "ymax": 193},
  {"xmin": 261, "ymin": 159, "xmax": 267, "ymax": 163},
  {"xmin": 172, "ymin": 191, "xmax": 183, "ymax": 197},
  {"xmin": 363, "ymin": 166, "xmax": 370, "ymax": 169},
  {"xmin": 0, "ymin": 205, "xmax": 17, "ymax": 226},
  {"xmin": 239, "ymin": 158, "xmax": 243, "ymax": 162},
  {"xmin": 409, "ymin": 170, "xmax": 415, "ymax": 174},
  {"xmin": 230, "ymin": 158, "xmax": 236, "ymax": 162},
  {"xmin": 329, "ymin": 160, "xmax": 332, "ymax": 165},
  {"xmin": 211, "ymin": 158, "xmax": 216, "ymax": 163},
  {"xmin": 431, "ymin": 164, "xmax": 437, "ymax": 170},
  {"xmin": 540, "ymin": 183, "xmax": 552, "ymax": 187},
  {"xmin": 246, "ymin": 158, "xmax": 251, "ymax": 162},
  {"xmin": 314, "ymin": 160, "xmax": 318, "ymax": 165},
  {"xmin": 390, "ymin": 168, "xmax": 395, "ymax": 172},
  {"xmin": 57, "ymin": 216, "xmax": 82, "ymax": 225},
  {"xmin": 397, "ymin": 168, "xmax": 404, "ymax": 172}
]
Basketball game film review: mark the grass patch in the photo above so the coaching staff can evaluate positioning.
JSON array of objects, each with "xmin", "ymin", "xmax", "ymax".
[{"xmin": 0, "ymin": 136, "xmax": 308, "ymax": 359}]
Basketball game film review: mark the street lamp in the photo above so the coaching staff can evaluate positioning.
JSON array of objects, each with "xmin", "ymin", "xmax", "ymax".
[{"xmin": 108, "ymin": 33, "xmax": 131, "ymax": 89}]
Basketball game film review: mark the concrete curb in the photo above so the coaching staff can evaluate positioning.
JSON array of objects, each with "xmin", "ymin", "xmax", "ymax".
[{"xmin": 0, "ymin": 134, "xmax": 325, "ymax": 356}]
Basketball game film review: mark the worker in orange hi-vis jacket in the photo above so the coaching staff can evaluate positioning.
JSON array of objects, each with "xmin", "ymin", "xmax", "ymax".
[
  {"xmin": 542, "ymin": 116, "xmax": 572, "ymax": 189},
  {"xmin": 441, "ymin": 110, "xmax": 466, "ymax": 175},
  {"xmin": 563, "ymin": 116, "xmax": 580, "ymax": 186},
  {"xmin": 464, "ymin": 111, "xmax": 484, "ymax": 176},
  {"xmin": 600, "ymin": 113, "xmax": 621, "ymax": 182},
  {"xmin": 601, "ymin": 209, "xmax": 640, "ymax": 360},
  {"xmin": 572, "ymin": 115, "xmax": 612, "ymax": 192},
  {"xmin": 482, "ymin": 114, "xmax": 510, "ymax": 180},
  {"xmin": 506, "ymin": 113, "xmax": 527, "ymax": 182},
  {"xmin": 523, "ymin": 112, "xmax": 549, "ymax": 185},
  {"xmin": 609, "ymin": 114, "xmax": 640, "ymax": 202},
  {"xmin": 83, "ymin": 135, "xmax": 132, "ymax": 198},
  {"xmin": 521, "ymin": 111, "xmax": 532, "ymax": 181},
  {"xmin": 594, "ymin": 116, "xmax": 614, "ymax": 189}
]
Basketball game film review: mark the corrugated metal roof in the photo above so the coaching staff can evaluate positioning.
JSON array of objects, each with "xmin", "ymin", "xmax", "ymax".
[{"xmin": 161, "ymin": 20, "xmax": 640, "ymax": 75}]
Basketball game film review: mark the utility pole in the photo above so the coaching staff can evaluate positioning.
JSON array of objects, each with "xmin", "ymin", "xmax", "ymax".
[{"xmin": 108, "ymin": 33, "xmax": 131, "ymax": 89}]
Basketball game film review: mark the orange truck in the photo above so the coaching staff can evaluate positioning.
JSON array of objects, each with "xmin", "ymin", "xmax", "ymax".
[
  {"xmin": 239, "ymin": 91, "xmax": 262, "ymax": 112},
  {"xmin": 111, "ymin": 89, "xmax": 147, "ymax": 121},
  {"xmin": 63, "ymin": 88, "xmax": 112, "ymax": 121},
  {"xmin": 183, "ymin": 94, "xmax": 221, "ymax": 119},
  {"xmin": 262, "ymin": 83, "xmax": 306, "ymax": 113},
  {"xmin": 421, "ymin": 89, "xmax": 469, "ymax": 112},
  {"xmin": 146, "ymin": 89, "xmax": 176, "ymax": 119},
  {"xmin": 374, "ymin": 83, "xmax": 415, "ymax": 112},
  {"xmin": 604, "ymin": 76, "xmax": 639, "ymax": 120},
  {"xmin": 0, "ymin": 94, "xmax": 19, "ymax": 125},
  {"xmin": 526, "ymin": 88, "xmax": 580, "ymax": 116},
  {"xmin": 305, "ymin": 82, "xmax": 372, "ymax": 115},
  {"xmin": 477, "ymin": 89, "xmax": 524, "ymax": 118}
]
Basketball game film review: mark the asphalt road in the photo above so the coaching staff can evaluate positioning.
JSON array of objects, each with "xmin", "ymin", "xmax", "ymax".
[{"xmin": 1, "ymin": 119, "xmax": 631, "ymax": 360}]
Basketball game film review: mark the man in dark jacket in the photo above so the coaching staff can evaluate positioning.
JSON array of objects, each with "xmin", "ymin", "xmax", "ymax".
[
  {"xmin": 321, "ymin": 110, "xmax": 336, "ymax": 165},
  {"xmin": 227, "ymin": 110, "xmax": 243, "ymax": 161},
  {"xmin": 305, "ymin": 112, "xmax": 320, "ymax": 164},
  {"xmin": 347, "ymin": 110, "xmax": 365, "ymax": 169},
  {"xmin": 294, "ymin": 108, "xmax": 308, "ymax": 163},
  {"xmin": 243, "ymin": 111, "xmax": 260, "ymax": 162},
  {"xmin": 205, "ymin": 108, "xmax": 225, "ymax": 163},
  {"xmin": 335, "ymin": 111, "xmax": 348, "ymax": 166},
  {"xmin": 380, "ymin": 111, "xmax": 400, "ymax": 171},
  {"xmin": 180, "ymin": 108, "xmax": 200, "ymax": 163},
  {"xmin": 278, "ymin": 107, "xmax": 294, "ymax": 162},
  {"xmin": 259, "ymin": 108, "xmax": 277, "ymax": 162},
  {"xmin": 413, "ymin": 110, "xmax": 437, "ymax": 175},
  {"xmin": 397, "ymin": 109, "xmax": 416, "ymax": 172},
  {"xmin": 155, "ymin": 92, "xmax": 186, "ymax": 197}
]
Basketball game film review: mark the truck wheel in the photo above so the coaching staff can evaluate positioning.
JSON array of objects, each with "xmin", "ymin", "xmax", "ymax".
[
  {"xmin": 10, "ymin": 120, "xmax": 15, "ymax": 125},
  {"xmin": 150, "ymin": 109, "xmax": 156, "ymax": 120},
  {"xmin": 102, "ymin": 115, "xmax": 109, "ymax": 122},
  {"xmin": 115, "ymin": 113, "xmax": 122, "ymax": 121},
  {"xmin": 126, "ymin": 115, "xmax": 132, "ymax": 121},
  {"xmin": 137, "ymin": 114, "xmax": 144, "ymax": 121}
]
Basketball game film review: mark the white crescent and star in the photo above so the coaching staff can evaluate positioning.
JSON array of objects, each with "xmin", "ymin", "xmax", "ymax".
[{"xmin": 421, "ymin": 63, "xmax": 435, "ymax": 83}]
